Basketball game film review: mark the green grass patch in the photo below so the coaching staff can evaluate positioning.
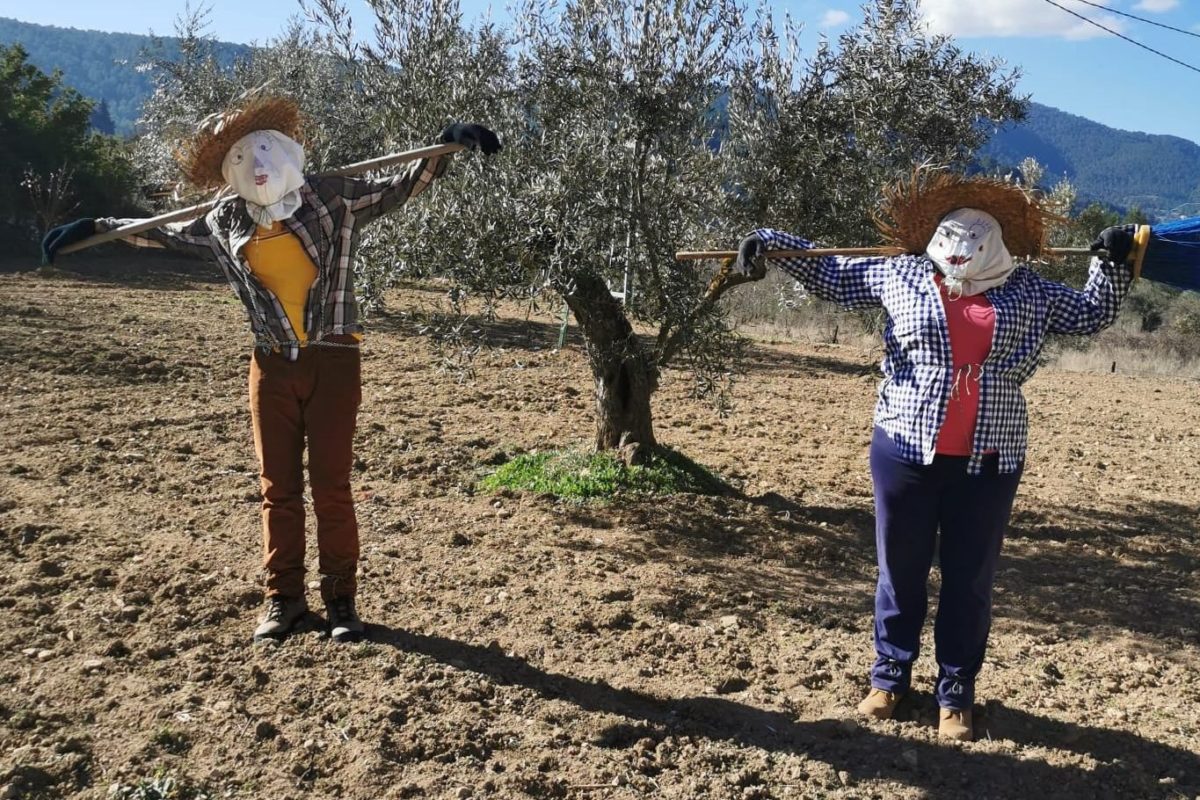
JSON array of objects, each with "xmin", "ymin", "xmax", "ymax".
[{"xmin": 479, "ymin": 446, "xmax": 725, "ymax": 500}]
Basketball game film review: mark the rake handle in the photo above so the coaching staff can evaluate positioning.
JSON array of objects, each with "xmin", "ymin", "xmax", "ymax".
[
  {"xmin": 676, "ymin": 247, "xmax": 904, "ymax": 260},
  {"xmin": 676, "ymin": 245, "xmax": 1114, "ymax": 261},
  {"xmin": 58, "ymin": 142, "xmax": 465, "ymax": 256}
]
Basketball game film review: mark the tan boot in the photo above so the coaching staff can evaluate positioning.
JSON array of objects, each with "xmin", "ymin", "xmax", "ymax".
[
  {"xmin": 857, "ymin": 688, "xmax": 903, "ymax": 720},
  {"xmin": 938, "ymin": 707, "xmax": 973, "ymax": 741}
]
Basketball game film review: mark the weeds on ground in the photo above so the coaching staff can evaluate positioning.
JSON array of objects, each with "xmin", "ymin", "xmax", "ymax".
[
  {"xmin": 479, "ymin": 447, "xmax": 724, "ymax": 500},
  {"xmin": 109, "ymin": 769, "xmax": 212, "ymax": 800},
  {"xmin": 150, "ymin": 726, "xmax": 190, "ymax": 755}
]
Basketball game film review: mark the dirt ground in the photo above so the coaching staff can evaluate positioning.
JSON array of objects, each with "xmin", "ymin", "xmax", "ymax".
[{"xmin": 1, "ymin": 255, "xmax": 1198, "ymax": 800}]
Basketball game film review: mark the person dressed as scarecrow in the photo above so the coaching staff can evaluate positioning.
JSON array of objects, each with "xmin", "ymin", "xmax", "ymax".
[
  {"xmin": 41, "ymin": 92, "xmax": 501, "ymax": 644},
  {"xmin": 734, "ymin": 169, "xmax": 1134, "ymax": 741}
]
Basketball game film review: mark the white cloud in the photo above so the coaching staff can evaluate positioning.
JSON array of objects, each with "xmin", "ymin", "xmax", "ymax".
[
  {"xmin": 920, "ymin": 0, "xmax": 1126, "ymax": 40},
  {"xmin": 819, "ymin": 9, "xmax": 850, "ymax": 29},
  {"xmin": 1133, "ymin": 0, "xmax": 1179, "ymax": 11}
]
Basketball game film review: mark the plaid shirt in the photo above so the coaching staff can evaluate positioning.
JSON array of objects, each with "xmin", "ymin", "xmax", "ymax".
[
  {"xmin": 102, "ymin": 155, "xmax": 448, "ymax": 361},
  {"xmin": 755, "ymin": 228, "xmax": 1133, "ymax": 474}
]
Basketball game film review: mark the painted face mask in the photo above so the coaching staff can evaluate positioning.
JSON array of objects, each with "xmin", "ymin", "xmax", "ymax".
[
  {"xmin": 926, "ymin": 208, "xmax": 1015, "ymax": 297},
  {"xmin": 221, "ymin": 130, "xmax": 306, "ymax": 226}
]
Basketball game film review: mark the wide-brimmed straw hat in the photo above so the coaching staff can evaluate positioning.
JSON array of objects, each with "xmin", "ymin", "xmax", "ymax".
[
  {"xmin": 176, "ymin": 90, "xmax": 304, "ymax": 189},
  {"xmin": 874, "ymin": 165, "xmax": 1062, "ymax": 258}
]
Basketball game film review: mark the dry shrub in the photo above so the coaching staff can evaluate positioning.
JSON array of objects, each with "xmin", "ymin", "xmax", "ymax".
[
  {"xmin": 1044, "ymin": 321, "xmax": 1200, "ymax": 378},
  {"xmin": 722, "ymin": 271, "xmax": 877, "ymax": 346}
]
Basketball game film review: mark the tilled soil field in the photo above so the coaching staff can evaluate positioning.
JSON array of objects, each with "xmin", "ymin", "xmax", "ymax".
[{"xmin": 1, "ymin": 257, "xmax": 1198, "ymax": 800}]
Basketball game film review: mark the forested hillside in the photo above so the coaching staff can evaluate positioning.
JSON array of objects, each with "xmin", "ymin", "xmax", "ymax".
[
  {"xmin": 0, "ymin": 17, "xmax": 249, "ymax": 135},
  {"xmin": 982, "ymin": 102, "xmax": 1200, "ymax": 217}
]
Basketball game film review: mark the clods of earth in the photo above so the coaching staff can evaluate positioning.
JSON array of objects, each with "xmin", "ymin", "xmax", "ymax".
[{"xmin": 1, "ymin": 257, "xmax": 1198, "ymax": 799}]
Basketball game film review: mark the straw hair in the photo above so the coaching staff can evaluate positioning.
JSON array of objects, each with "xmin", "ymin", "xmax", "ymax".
[
  {"xmin": 875, "ymin": 166, "xmax": 1061, "ymax": 258},
  {"xmin": 177, "ymin": 94, "xmax": 304, "ymax": 189}
]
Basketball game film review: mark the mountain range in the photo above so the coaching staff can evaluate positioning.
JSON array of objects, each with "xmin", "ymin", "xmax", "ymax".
[
  {"xmin": 3, "ymin": 15, "xmax": 1199, "ymax": 218},
  {"xmin": 979, "ymin": 103, "xmax": 1200, "ymax": 219}
]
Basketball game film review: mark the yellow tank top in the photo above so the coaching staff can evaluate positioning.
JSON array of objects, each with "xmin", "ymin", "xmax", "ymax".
[{"xmin": 243, "ymin": 222, "xmax": 319, "ymax": 344}]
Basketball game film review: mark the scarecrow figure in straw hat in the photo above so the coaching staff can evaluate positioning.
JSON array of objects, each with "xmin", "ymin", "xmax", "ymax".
[
  {"xmin": 734, "ymin": 168, "xmax": 1133, "ymax": 741},
  {"xmin": 42, "ymin": 92, "xmax": 501, "ymax": 643}
]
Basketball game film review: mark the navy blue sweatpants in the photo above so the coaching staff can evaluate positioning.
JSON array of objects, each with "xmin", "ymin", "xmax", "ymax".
[{"xmin": 868, "ymin": 427, "xmax": 1022, "ymax": 710}]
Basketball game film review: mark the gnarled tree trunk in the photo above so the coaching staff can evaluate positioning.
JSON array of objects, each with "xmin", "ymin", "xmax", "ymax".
[{"xmin": 561, "ymin": 270, "xmax": 658, "ymax": 454}]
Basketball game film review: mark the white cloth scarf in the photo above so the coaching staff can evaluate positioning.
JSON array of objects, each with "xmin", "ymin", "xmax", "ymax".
[
  {"xmin": 221, "ymin": 129, "xmax": 306, "ymax": 226},
  {"xmin": 925, "ymin": 208, "xmax": 1015, "ymax": 297}
]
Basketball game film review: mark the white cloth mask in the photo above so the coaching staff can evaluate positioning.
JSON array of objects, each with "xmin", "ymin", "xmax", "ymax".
[
  {"xmin": 925, "ymin": 208, "xmax": 1015, "ymax": 297},
  {"xmin": 221, "ymin": 130, "xmax": 306, "ymax": 226}
]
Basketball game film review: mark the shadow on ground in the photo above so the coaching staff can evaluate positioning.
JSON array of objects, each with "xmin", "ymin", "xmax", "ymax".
[
  {"xmin": 553, "ymin": 488, "xmax": 1200, "ymax": 649},
  {"xmin": 369, "ymin": 625, "xmax": 1197, "ymax": 800}
]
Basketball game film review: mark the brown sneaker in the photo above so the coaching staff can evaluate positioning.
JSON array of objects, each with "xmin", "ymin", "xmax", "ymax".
[
  {"xmin": 938, "ymin": 707, "xmax": 973, "ymax": 741},
  {"xmin": 857, "ymin": 688, "xmax": 903, "ymax": 720},
  {"xmin": 253, "ymin": 595, "xmax": 308, "ymax": 641}
]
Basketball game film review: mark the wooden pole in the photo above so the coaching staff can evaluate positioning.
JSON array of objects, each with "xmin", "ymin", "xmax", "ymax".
[
  {"xmin": 316, "ymin": 142, "xmax": 463, "ymax": 177},
  {"xmin": 58, "ymin": 142, "xmax": 465, "ymax": 256},
  {"xmin": 675, "ymin": 244, "xmax": 1108, "ymax": 261},
  {"xmin": 676, "ymin": 247, "xmax": 904, "ymax": 260}
]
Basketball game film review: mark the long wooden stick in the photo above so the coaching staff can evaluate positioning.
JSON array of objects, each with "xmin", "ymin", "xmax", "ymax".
[
  {"xmin": 676, "ymin": 245, "xmax": 1102, "ymax": 261},
  {"xmin": 58, "ymin": 142, "xmax": 465, "ymax": 256},
  {"xmin": 676, "ymin": 247, "xmax": 904, "ymax": 260},
  {"xmin": 317, "ymin": 142, "xmax": 463, "ymax": 177}
]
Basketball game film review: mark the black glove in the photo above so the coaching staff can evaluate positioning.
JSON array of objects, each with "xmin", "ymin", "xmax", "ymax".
[
  {"xmin": 439, "ymin": 123, "xmax": 502, "ymax": 156},
  {"xmin": 735, "ymin": 233, "xmax": 767, "ymax": 278},
  {"xmin": 1090, "ymin": 224, "xmax": 1136, "ymax": 265},
  {"xmin": 41, "ymin": 218, "xmax": 96, "ymax": 265}
]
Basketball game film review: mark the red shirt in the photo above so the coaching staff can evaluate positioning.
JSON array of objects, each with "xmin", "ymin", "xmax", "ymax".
[{"xmin": 934, "ymin": 274, "xmax": 996, "ymax": 456}]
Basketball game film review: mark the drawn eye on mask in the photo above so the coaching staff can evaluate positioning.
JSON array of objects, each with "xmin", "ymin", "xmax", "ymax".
[{"xmin": 967, "ymin": 218, "xmax": 992, "ymax": 252}]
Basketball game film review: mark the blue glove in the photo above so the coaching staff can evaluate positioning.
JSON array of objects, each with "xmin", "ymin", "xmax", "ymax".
[
  {"xmin": 1090, "ymin": 224, "xmax": 1136, "ymax": 265},
  {"xmin": 41, "ymin": 218, "xmax": 96, "ymax": 265},
  {"xmin": 735, "ymin": 233, "xmax": 767, "ymax": 278},
  {"xmin": 439, "ymin": 123, "xmax": 502, "ymax": 156}
]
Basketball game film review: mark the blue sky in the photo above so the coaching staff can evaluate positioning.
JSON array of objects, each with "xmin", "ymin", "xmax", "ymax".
[{"xmin": 1, "ymin": 0, "xmax": 1197, "ymax": 144}]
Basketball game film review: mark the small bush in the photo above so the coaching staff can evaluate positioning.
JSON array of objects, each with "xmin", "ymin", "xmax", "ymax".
[
  {"xmin": 1121, "ymin": 281, "xmax": 1174, "ymax": 332},
  {"xmin": 1167, "ymin": 292, "xmax": 1200, "ymax": 337}
]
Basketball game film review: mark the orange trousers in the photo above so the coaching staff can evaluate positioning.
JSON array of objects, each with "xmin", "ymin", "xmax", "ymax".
[{"xmin": 248, "ymin": 339, "xmax": 361, "ymax": 601}]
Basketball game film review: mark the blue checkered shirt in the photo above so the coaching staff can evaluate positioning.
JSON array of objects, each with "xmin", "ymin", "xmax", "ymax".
[
  {"xmin": 101, "ymin": 154, "xmax": 448, "ymax": 361},
  {"xmin": 755, "ymin": 228, "xmax": 1133, "ymax": 474}
]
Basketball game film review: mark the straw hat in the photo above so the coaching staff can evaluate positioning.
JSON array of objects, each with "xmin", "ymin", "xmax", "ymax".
[
  {"xmin": 176, "ymin": 91, "xmax": 304, "ymax": 189},
  {"xmin": 874, "ymin": 165, "xmax": 1062, "ymax": 258}
]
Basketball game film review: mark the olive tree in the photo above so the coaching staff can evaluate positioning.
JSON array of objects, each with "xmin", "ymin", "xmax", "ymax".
[
  {"xmin": 309, "ymin": 0, "xmax": 761, "ymax": 454},
  {"xmin": 485, "ymin": 0, "xmax": 757, "ymax": 452},
  {"xmin": 443, "ymin": 0, "xmax": 1029, "ymax": 453}
]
